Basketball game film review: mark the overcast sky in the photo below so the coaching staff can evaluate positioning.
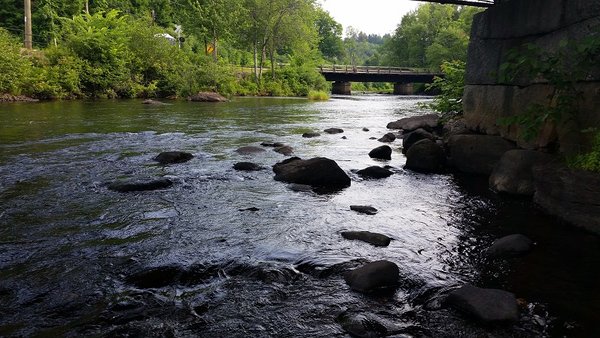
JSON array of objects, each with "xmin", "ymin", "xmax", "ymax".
[{"xmin": 317, "ymin": 0, "xmax": 421, "ymax": 36}]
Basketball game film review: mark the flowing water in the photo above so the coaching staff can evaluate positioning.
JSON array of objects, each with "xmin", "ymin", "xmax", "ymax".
[{"xmin": 0, "ymin": 96, "xmax": 598, "ymax": 337}]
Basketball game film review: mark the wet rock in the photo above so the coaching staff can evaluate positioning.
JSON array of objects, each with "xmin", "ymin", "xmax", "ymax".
[
  {"xmin": 154, "ymin": 151, "xmax": 193, "ymax": 164},
  {"xmin": 341, "ymin": 231, "xmax": 391, "ymax": 247},
  {"xmin": 342, "ymin": 136, "xmax": 348, "ymax": 140},
  {"xmin": 369, "ymin": 137, "xmax": 377, "ymax": 140},
  {"xmin": 324, "ymin": 128, "xmax": 344, "ymax": 134},
  {"xmin": 239, "ymin": 207, "xmax": 260, "ymax": 212},
  {"xmin": 402, "ymin": 128, "xmax": 434, "ymax": 154},
  {"xmin": 302, "ymin": 132, "xmax": 321, "ymax": 138},
  {"xmin": 489, "ymin": 150, "xmax": 553, "ymax": 195},
  {"xmin": 378, "ymin": 133, "xmax": 396, "ymax": 143},
  {"xmin": 369, "ymin": 145, "xmax": 392, "ymax": 160},
  {"xmin": 357, "ymin": 166, "xmax": 393, "ymax": 179},
  {"xmin": 387, "ymin": 114, "xmax": 439, "ymax": 132},
  {"xmin": 448, "ymin": 135, "xmax": 516, "ymax": 175},
  {"xmin": 446, "ymin": 284, "xmax": 519, "ymax": 323},
  {"xmin": 486, "ymin": 234, "xmax": 533, "ymax": 258},
  {"xmin": 442, "ymin": 118, "xmax": 470, "ymax": 141},
  {"xmin": 261, "ymin": 142, "xmax": 285, "ymax": 147},
  {"xmin": 350, "ymin": 205, "xmax": 378, "ymax": 215},
  {"xmin": 404, "ymin": 139, "xmax": 446, "ymax": 174},
  {"xmin": 344, "ymin": 260, "xmax": 399, "ymax": 293},
  {"xmin": 235, "ymin": 146, "xmax": 266, "ymax": 155},
  {"xmin": 188, "ymin": 91, "xmax": 227, "ymax": 102},
  {"xmin": 142, "ymin": 99, "xmax": 167, "ymax": 105},
  {"xmin": 274, "ymin": 145, "xmax": 294, "ymax": 156},
  {"xmin": 288, "ymin": 183, "xmax": 313, "ymax": 192},
  {"xmin": 273, "ymin": 157, "xmax": 351, "ymax": 188},
  {"xmin": 108, "ymin": 178, "xmax": 173, "ymax": 193},
  {"xmin": 362, "ymin": 127, "xmax": 370, "ymax": 132},
  {"xmin": 233, "ymin": 162, "xmax": 263, "ymax": 171},
  {"xmin": 337, "ymin": 312, "xmax": 396, "ymax": 338}
]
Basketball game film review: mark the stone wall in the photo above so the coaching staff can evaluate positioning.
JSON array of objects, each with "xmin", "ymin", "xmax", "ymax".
[{"xmin": 463, "ymin": 0, "xmax": 600, "ymax": 154}]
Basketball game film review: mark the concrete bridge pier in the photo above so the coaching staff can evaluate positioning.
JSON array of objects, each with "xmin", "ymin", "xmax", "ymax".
[
  {"xmin": 332, "ymin": 81, "xmax": 351, "ymax": 95},
  {"xmin": 393, "ymin": 82, "xmax": 414, "ymax": 95}
]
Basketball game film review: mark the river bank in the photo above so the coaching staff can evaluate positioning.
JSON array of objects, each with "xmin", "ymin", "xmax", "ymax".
[{"xmin": 0, "ymin": 96, "xmax": 597, "ymax": 337}]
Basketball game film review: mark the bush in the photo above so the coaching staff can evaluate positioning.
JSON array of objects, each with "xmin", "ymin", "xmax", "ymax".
[
  {"xmin": 307, "ymin": 90, "xmax": 330, "ymax": 100},
  {"xmin": 425, "ymin": 60, "xmax": 465, "ymax": 113},
  {"xmin": 569, "ymin": 131, "xmax": 600, "ymax": 172},
  {"xmin": 0, "ymin": 29, "xmax": 30, "ymax": 94}
]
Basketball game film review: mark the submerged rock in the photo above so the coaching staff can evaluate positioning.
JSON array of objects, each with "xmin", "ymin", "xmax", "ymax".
[
  {"xmin": 387, "ymin": 114, "xmax": 439, "ymax": 132},
  {"xmin": 357, "ymin": 166, "xmax": 393, "ymax": 179},
  {"xmin": 404, "ymin": 139, "xmax": 446, "ymax": 174},
  {"xmin": 142, "ymin": 99, "xmax": 168, "ymax": 105},
  {"xmin": 274, "ymin": 145, "xmax": 294, "ymax": 156},
  {"xmin": 108, "ymin": 178, "xmax": 173, "ymax": 193},
  {"xmin": 239, "ymin": 207, "xmax": 260, "ymax": 212},
  {"xmin": 235, "ymin": 146, "xmax": 266, "ymax": 155},
  {"xmin": 188, "ymin": 92, "xmax": 227, "ymax": 102},
  {"xmin": 486, "ymin": 234, "xmax": 533, "ymax": 258},
  {"xmin": 302, "ymin": 132, "xmax": 321, "ymax": 138},
  {"xmin": 448, "ymin": 135, "xmax": 516, "ymax": 175},
  {"xmin": 341, "ymin": 231, "xmax": 391, "ymax": 247},
  {"xmin": 261, "ymin": 142, "xmax": 285, "ymax": 148},
  {"xmin": 378, "ymin": 133, "xmax": 396, "ymax": 143},
  {"xmin": 273, "ymin": 157, "xmax": 351, "ymax": 188},
  {"xmin": 368, "ymin": 145, "xmax": 392, "ymax": 160},
  {"xmin": 233, "ymin": 162, "xmax": 263, "ymax": 171},
  {"xmin": 337, "ymin": 312, "xmax": 401, "ymax": 338},
  {"xmin": 344, "ymin": 260, "xmax": 399, "ymax": 293},
  {"xmin": 154, "ymin": 151, "xmax": 193, "ymax": 164},
  {"xmin": 446, "ymin": 284, "xmax": 519, "ymax": 323},
  {"xmin": 350, "ymin": 205, "xmax": 378, "ymax": 215},
  {"xmin": 288, "ymin": 183, "xmax": 313, "ymax": 192},
  {"xmin": 489, "ymin": 150, "xmax": 553, "ymax": 195},
  {"xmin": 324, "ymin": 128, "xmax": 344, "ymax": 134}
]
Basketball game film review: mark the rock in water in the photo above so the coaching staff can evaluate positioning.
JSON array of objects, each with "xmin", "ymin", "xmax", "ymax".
[
  {"xmin": 344, "ymin": 260, "xmax": 399, "ymax": 293},
  {"xmin": 350, "ymin": 205, "xmax": 378, "ymax": 215},
  {"xmin": 402, "ymin": 128, "xmax": 434, "ymax": 154},
  {"xmin": 154, "ymin": 151, "xmax": 193, "ymax": 164},
  {"xmin": 273, "ymin": 157, "xmax": 351, "ymax": 188},
  {"xmin": 448, "ymin": 135, "xmax": 516, "ymax": 175},
  {"xmin": 387, "ymin": 114, "xmax": 439, "ymax": 131},
  {"xmin": 302, "ymin": 132, "xmax": 321, "ymax": 138},
  {"xmin": 273, "ymin": 145, "xmax": 294, "ymax": 156},
  {"xmin": 368, "ymin": 145, "xmax": 392, "ymax": 160},
  {"xmin": 341, "ymin": 231, "xmax": 391, "ymax": 247},
  {"xmin": 288, "ymin": 183, "xmax": 313, "ymax": 192},
  {"xmin": 142, "ymin": 99, "xmax": 167, "ymax": 105},
  {"xmin": 404, "ymin": 139, "xmax": 446, "ymax": 174},
  {"xmin": 357, "ymin": 166, "xmax": 393, "ymax": 179},
  {"xmin": 446, "ymin": 284, "xmax": 519, "ymax": 323},
  {"xmin": 233, "ymin": 162, "xmax": 263, "ymax": 171},
  {"xmin": 235, "ymin": 146, "xmax": 266, "ymax": 155},
  {"xmin": 188, "ymin": 92, "xmax": 227, "ymax": 102},
  {"xmin": 108, "ymin": 178, "xmax": 173, "ymax": 192},
  {"xmin": 378, "ymin": 133, "xmax": 396, "ymax": 143},
  {"xmin": 489, "ymin": 150, "xmax": 553, "ymax": 195},
  {"xmin": 486, "ymin": 234, "xmax": 533, "ymax": 258},
  {"xmin": 324, "ymin": 128, "xmax": 344, "ymax": 134}
]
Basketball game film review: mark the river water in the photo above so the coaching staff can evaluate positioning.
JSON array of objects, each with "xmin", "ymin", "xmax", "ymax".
[{"xmin": 0, "ymin": 96, "xmax": 598, "ymax": 337}]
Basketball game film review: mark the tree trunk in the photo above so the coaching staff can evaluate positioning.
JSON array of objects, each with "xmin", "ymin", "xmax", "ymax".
[{"xmin": 270, "ymin": 41, "xmax": 275, "ymax": 80}]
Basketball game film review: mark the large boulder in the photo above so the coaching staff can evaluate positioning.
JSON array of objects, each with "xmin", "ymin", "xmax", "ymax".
[
  {"xmin": 405, "ymin": 139, "xmax": 446, "ymax": 174},
  {"xmin": 341, "ymin": 231, "xmax": 391, "ymax": 247},
  {"xmin": 154, "ymin": 151, "xmax": 193, "ymax": 164},
  {"xmin": 356, "ymin": 166, "xmax": 393, "ymax": 179},
  {"xmin": 486, "ymin": 234, "xmax": 533, "ymax": 258},
  {"xmin": 108, "ymin": 178, "xmax": 173, "ymax": 193},
  {"xmin": 533, "ymin": 163, "xmax": 600, "ymax": 234},
  {"xmin": 402, "ymin": 128, "xmax": 434, "ymax": 154},
  {"xmin": 368, "ymin": 145, "xmax": 392, "ymax": 160},
  {"xmin": 387, "ymin": 114, "xmax": 439, "ymax": 132},
  {"xmin": 447, "ymin": 135, "xmax": 516, "ymax": 175},
  {"xmin": 188, "ymin": 92, "xmax": 227, "ymax": 102},
  {"xmin": 273, "ymin": 157, "xmax": 351, "ymax": 188},
  {"xmin": 378, "ymin": 133, "xmax": 396, "ymax": 143},
  {"xmin": 446, "ymin": 284, "xmax": 519, "ymax": 323},
  {"xmin": 235, "ymin": 146, "xmax": 266, "ymax": 155},
  {"xmin": 344, "ymin": 260, "xmax": 399, "ymax": 293},
  {"xmin": 489, "ymin": 150, "xmax": 554, "ymax": 195}
]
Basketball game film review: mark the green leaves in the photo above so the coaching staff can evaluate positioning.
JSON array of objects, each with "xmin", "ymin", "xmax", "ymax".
[{"xmin": 425, "ymin": 60, "xmax": 465, "ymax": 113}]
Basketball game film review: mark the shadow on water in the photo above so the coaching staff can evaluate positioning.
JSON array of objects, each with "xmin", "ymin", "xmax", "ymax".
[{"xmin": 0, "ymin": 96, "xmax": 598, "ymax": 337}]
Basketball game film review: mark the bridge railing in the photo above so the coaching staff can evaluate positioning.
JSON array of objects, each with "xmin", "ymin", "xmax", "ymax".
[{"xmin": 319, "ymin": 65, "xmax": 435, "ymax": 74}]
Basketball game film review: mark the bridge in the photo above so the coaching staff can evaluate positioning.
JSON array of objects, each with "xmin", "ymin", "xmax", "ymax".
[{"xmin": 318, "ymin": 65, "xmax": 442, "ymax": 95}]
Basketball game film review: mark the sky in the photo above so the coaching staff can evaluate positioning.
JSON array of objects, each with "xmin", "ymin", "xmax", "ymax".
[{"xmin": 318, "ymin": 0, "xmax": 421, "ymax": 36}]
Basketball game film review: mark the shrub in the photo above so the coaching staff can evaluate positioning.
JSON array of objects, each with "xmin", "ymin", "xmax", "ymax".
[
  {"xmin": 307, "ymin": 90, "xmax": 330, "ymax": 100},
  {"xmin": 424, "ymin": 60, "xmax": 465, "ymax": 113},
  {"xmin": 569, "ymin": 131, "xmax": 600, "ymax": 172},
  {"xmin": 0, "ymin": 29, "xmax": 30, "ymax": 94}
]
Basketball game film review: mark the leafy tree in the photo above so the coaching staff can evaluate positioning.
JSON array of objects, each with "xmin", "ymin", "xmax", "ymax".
[{"xmin": 315, "ymin": 8, "xmax": 343, "ymax": 62}]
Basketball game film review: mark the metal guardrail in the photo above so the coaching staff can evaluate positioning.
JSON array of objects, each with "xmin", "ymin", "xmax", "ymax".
[{"xmin": 319, "ymin": 65, "xmax": 436, "ymax": 75}]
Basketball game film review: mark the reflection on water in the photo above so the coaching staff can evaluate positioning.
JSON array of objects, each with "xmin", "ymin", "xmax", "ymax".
[{"xmin": 0, "ymin": 96, "xmax": 598, "ymax": 337}]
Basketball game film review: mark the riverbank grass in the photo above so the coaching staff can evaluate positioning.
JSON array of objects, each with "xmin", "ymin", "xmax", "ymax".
[{"xmin": 308, "ymin": 90, "xmax": 330, "ymax": 101}]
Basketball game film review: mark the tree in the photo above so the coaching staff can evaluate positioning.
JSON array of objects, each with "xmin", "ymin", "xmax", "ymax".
[{"xmin": 315, "ymin": 8, "xmax": 343, "ymax": 62}]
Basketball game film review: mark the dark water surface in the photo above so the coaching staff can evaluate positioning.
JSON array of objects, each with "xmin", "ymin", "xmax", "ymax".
[{"xmin": 0, "ymin": 96, "xmax": 598, "ymax": 337}]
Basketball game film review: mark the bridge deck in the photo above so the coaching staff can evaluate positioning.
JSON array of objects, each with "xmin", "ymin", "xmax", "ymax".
[{"xmin": 319, "ymin": 65, "xmax": 442, "ymax": 83}]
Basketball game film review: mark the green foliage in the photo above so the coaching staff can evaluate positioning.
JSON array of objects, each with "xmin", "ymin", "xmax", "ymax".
[
  {"xmin": 315, "ymin": 8, "xmax": 344, "ymax": 62},
  {"xmin": 0, "ymin": 28, "xmax": 30, "ymax": 94},
  {"xmin": 568, "ymin": 131, "xmax": 600, "ymax": 172},
  {"xmin": 307, "ymin": 90, "xmax": 329, "ymax": 100},
  {"xmin": 424, "ymin": 60, "xmax": 465, "ymax": 113},
  {"xmin": 498, "ymin": 34, "xmax": 600, "ymax": 141}
]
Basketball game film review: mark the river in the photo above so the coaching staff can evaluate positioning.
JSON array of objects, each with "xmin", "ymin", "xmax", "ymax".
[{"xmin": 0, "ymin": 96, "xmax": 598, "ymax": 337}]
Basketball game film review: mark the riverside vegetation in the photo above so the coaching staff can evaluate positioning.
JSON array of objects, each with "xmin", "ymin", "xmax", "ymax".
[{"xmin": 0, "ymin": 1, "xmax": 481, "ymax": 100}]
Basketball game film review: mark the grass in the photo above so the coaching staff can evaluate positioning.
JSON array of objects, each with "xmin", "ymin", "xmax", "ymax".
[{"xmin": 307, "ymin": 90, "xmax": 329, "ymax": 101}]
